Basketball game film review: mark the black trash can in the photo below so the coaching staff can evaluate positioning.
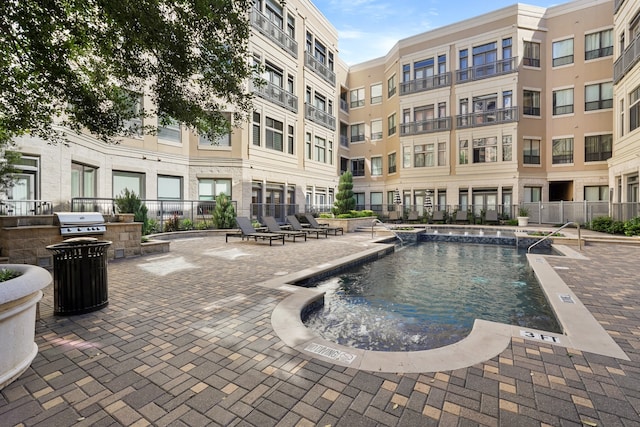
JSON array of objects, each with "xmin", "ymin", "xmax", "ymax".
[{"xmin": 46, "ymin": 238, "xmax": 112, "ymax": 315}]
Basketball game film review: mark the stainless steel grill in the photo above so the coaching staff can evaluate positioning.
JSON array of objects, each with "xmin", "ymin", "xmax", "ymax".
[{"xmin": 54, "ymin": 212, "xmax": 107, "ymax": 236}]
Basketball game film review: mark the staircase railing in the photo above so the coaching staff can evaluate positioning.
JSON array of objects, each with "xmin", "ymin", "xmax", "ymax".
[
  {"xmin": 371, "ymin": 219, "xmax": 404, "ymax": 244},
  {"xmin": 527, "ymin": 221, "xmax": 581, "ymax": 253}
]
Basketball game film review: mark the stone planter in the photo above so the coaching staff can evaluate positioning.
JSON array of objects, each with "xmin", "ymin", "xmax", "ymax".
[
  {"xmin": 517, "ymin": 216, "xmax": 529, "ymax": 226},
  {"xmin": 0, "ymin": 265, "xmax": 52, "ymax": 390},
  {"xmin": 316, "ymin": 217, "xmax": 377, "ymax": 233},
  {"xmin": 117, "ymin": 213, "xmax": 135, "ymax": 223}
]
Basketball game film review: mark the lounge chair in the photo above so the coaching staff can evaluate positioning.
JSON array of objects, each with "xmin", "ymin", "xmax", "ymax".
[
  {"xmin": 387, "ymin": 211, "xmax": 400, "ymax": 223},
  {"xmin": 484, "ymin": 210, "xmax": 499, "ymax": 225},
  {"xmin": 286, "ymin": 215, "xmax": 329, "ymax": 238},
  {"xmin": 262, "ymin": 216, "xmax": 307, "ymax": 242},
  {"xmin": 431, "ymin": 210, "xmax": 445, "ymax": 223},
  {"xmin": 407, "ymin": 211, "xmax": 419, "ymax": 223},
  {"xmin": 226, "ymin": 216, "xmax": 285, "ymax": 245},
  {"xmin": 455, "ymin": 210, "xmax": 469, "ymax": 224},
  {"xmin": 303, "ymin": 213, "xmax": 344, "ymax": 235}
]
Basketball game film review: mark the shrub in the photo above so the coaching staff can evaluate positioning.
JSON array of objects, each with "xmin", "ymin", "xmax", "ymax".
[
  {"xmin": 590, "ymin": 216, "xmax": 613, "ymax": 232},
  {"xmin": 195, "ymin": 221, "xmax": 209, "ymax": 230},
  {"xmin": 610, "ymin": 220, "xmax": 626, "ymax": 235},
  {"xmin": 624, "ymin": 217, "xmax": 640, "ymax": 236},
  {"xmin": 333, "ymin": 172, "xmax": 355, "ymax": 215},
  {"xmin": 0, "ymin": 268, "xmax": 21, "ymax": 282},
  {"xmin": 181, "ymin": 219, "xmax": 194, "ymax": 230},
  {"xmin": 163, "ymin": 213, "xmax": 180, "ymax": 232},
  {"xmin": 146, "ymin": 218, "xmax": 159, "ymax": 234},
  {"xmin": 212, "ymin": 193, "xmax": 236, "ymax": 229},
  {"xmin": 115, "ymin": 188, "xmax": 150, "ymax": 234},
  {"xmin": 319, "ymin": 213, "xmax": 332, "ymax": 218}
]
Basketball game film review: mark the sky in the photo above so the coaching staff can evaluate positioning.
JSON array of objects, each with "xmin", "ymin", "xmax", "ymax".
[{"xmin": 311, "ymin": 0, "xmax": 560, "ymax": 65}]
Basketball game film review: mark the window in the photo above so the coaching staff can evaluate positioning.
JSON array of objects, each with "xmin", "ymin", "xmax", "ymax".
[
  {"xmin": 265, "ymin": 0, "xmax": 283, "ymax": 28},
  {"xmin": 414, "ymin": 144, "xmax": 435, "ymax": 167},
  {"xmin": 287, "ymin": 14, "xmax": 295, "ymax": 39},
  {"xmin": 388, "ymin": 152, "xmax": 396, "ymax": 174},
  {"xmin": 585, "ymin": 82, "xmax": 613, "ymax": 111},
  {"xmin": 314, "ymin": 136, "xmax": 326, "ymax": 162},
  {"xmin": 198, "ymin": 178, "xmax": 231, "ymax": 200},
  {"xmin": 553, "ymin": 88, "xmax": 574, "ymax": 115},
  {"xmin": 403, "ymin": 146, "xmax": 411, "ymax": 168},
  {"xmin": 265, "ymin": 61, "xmax": 283, "ymax": 87},
  {"xmin": 265, "ymin": 117, "xmax": 283, "ymax": 151},
  {"xmin": 472, "ymin": 137, "xmax": 497, "ymax": 163},
  {"xmin": 552, "ymin": 38, "xmax": 574, "ymax": 67},
  {"xmin": 113, "ymin": 171, "xmax": 145, "ymax": 198},
  {"xmin": 524, "ymin": 187, "xmax": 541, "ymax": 202},
  {"xmin": 122, "ymin": 91, "xmax": 143, "ymax": 136},
  {"xmin": 473, "ymin": 42, "xmax": 497, "ymax": 77},
  {"xmin": 253, "ymin": 112, "xmax": 261, "ymax": 146},
  {"xmin": 459, "ymin": 140, "xmax": 468, "ymax": 164},
  {"xmin": 351, "ymin": 158, "xmax": 365, "ymax": 176},
  {"xmin": 414, "ymin": 58, "xmax": 434, "ymax": 79},
  {"xmin": 370, "ymin": 84, "xmax": 382, "ymax": 104},
  {"xmin": 502, "ymin": 38, "xmax": 512, "ymax": 71},
  {"xmin": 585, "ymin": 186, "xmax": 608, "ymax": 201},
  {"xmin": 340, "ymin": 157, "xmax": 349, "ymax": 174},
  {"xmin": 402, "ymin": 64, "xmax": 410, "ymax": 83},
  {"xmin": 523, "ymin": 41, "xmax": 540, "ymax": 67},
  {"xmin": 158, "ymin": 175, "xmax": 183, "ymax": 200},
  {"xmin": 305, "ymin": 132, "xmax": 311, "ymax": 159},
  {"xmin": 371, "ymin": 157, "xmax": 382, "ymax": 176},
  {"xmin": 71, "ymin": 163, "xmax": 96, "ymax": 198},
  {"xmin": 199, "ymin": 113, "xmax": 232, "ymax": 146},
  {"xmin": 350, "ymin": 88, "xmax": 364, "ymax": 108},
  {"xmin": 371, "ymin": 120, "xmax": 382, "ymax": 140},
  {"xmin": 585, "ymin": 134, "xmax": 612, "ymax": 162},
  {"xmin": 630, "ymin": 85, "xmax": 640, "ymax": 132},
  {"xmin": 287, "ymin": 125, "xmax": 294, "ymax": 154},
  {"xmin": 370, "ymin": 192, "xmax": 383, "ymax": 211},
  {"xmin": 388, "ymin": 113, "xmax": 397, "ymax": 136},
  {"xmin": 354, "ymin": 193, "xmax": 365, "ymax": 210},
  {"xmin": 552, "ymin": 137, "xmax": 573, "ymax": 164},
  {"xmin": 523, "ymin": 139, "xmax": 540, "ymax": 165},
  {"xmin": 438, "ymin": 142, "xmax": 446, "ymax": 166},
  {"xmin": 351, "ymin": 123, "xmax": 365, "ymax": 142},
  {"xmin": 523, "ymin": 90, "xmax": 541, "ymax": 116},
  {"xmin": 328, "ymin": 140, "xmax": 333, "ymax": 165},
  {"xmin": 158, "ymin": 117, "xmax": 181, "ymax": 143},
  {"xmin": 585, "ymin": 29, "xmax": 613, "ymax": 60},
  {"xmin": 458, "ymin": 49, "xmax": 469, "ymax": 81},
  {"xmin": 502, "ymin": 135, "xmax": 512, "ymax": 161},
  {"xmin": 388, "ymin": 74, "xmax": 397, "ymax": 98},
  {"xmin": 459, "ymin": 98, "xmax": 469, "ymax": 126}
]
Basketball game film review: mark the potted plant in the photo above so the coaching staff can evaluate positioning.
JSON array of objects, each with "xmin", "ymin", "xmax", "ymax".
[
  {"xmin": 517, "ymin": 206, "xmax": 530, "ymax": 226},
  {"xmin": 0, "ymin": 265, "xmax": 52, "ymax": 390}
]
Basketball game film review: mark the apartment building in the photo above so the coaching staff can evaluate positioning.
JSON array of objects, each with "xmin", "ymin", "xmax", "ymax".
[
  {"xmin": 341, "ymin": 0, "xmax": 615, "ymax": 218},
  {"xmin": 7, "ymin": 0, "xmax": 634, "ymax": 222},
  {"xmin": 612, "ymin": 0, "xmax": 640, "ymax": 219}
]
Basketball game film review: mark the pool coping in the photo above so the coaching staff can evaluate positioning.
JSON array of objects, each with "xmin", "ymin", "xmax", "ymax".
[{"xmin": 263, "ymin": 240, "xmax": 629, "ymax": 373}]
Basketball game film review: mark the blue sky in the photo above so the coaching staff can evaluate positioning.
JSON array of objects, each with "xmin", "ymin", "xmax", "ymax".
[{"xmin": 311, "ymin": 0, "xmax": 559, "ymax": 65}]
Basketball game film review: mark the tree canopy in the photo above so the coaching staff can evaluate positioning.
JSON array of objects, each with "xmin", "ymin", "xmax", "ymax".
[
  {"xmin": 0, "ymin": 0, "xmax": 256, "ymax": 147},
  {"xmin": 333, "ymin": 171, "xmax": 355, "ymax": 215}
]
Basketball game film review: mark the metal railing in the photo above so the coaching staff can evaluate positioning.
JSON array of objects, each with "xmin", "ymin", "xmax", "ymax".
[
  {"xmin": 251, "ymin": 80, "xmax": 298, "ymax": 113},
  {"xmin": 0, "ymin": 200, "xmax": 54, "ymax": 216},
  {"xmin": 528, "ymin": 221, "xmax": 581, "ymax": 253},
  {"xmin": 304, "ymin": 103, "xmax": 336, "ymax": 130},
  {"xmin": 614, "ymin": 34, "xmax": 640, "ymax": 83},
  {"xmin": 371, "ymin": 218, "xmax": 404, "ymax": 244},
  {"xmin": 400, "ymin": 117, "xmax": 451, "ymax": 136},
  {"xmin": 456, "ymin": 107, "xmax": 518, "ymax": 129},
  {"xmin": 250, "ymin": 203, "xmax": 298, "ymax": 223},
  {"xmin": 400, "ymin": 72, "xmax": 451, "ymax": 95},
  {"xmin": 304, "ymin": 51, "xmax": 336, "ymax": 85},
  {"xmin": 71, "ymin": 197, "xmax": 236, "ymax": 230},
  {"xmin": 250, "ymin": 8, "xmax": 298, "ymax": 58},
  {"xmin": 455, "ymin": 57, "xmax": 517, "ymax": 83}
]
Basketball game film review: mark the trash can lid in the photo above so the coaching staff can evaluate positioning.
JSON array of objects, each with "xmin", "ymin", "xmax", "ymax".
[{"xmin": 63, "ymin": 237, "xmax": 98, "ymax": 243}]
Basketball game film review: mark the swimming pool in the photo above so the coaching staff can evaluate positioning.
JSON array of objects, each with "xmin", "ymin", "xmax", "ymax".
[{"xmin": 302, "ymin": 242, "xmax": 561, "ymax": 352}]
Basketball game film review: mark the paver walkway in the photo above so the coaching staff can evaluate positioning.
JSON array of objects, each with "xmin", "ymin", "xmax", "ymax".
[{"xmin": 1, "ymin": 232, "xmax": 639, "ymax": 426}]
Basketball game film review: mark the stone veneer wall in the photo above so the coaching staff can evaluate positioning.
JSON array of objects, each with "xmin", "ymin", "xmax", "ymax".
[{"xmin": 0, "ymin": 215, "xmax": 142, "ymax": 267}]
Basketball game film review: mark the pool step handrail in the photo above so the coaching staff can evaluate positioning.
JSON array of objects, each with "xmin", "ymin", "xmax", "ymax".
[
  {"xmin": 371, "ymin": 219, "xmax": 404, "ymax": 244},
  {"xmin": 527, "ymin": 221, "xmax": 581, "ymax": 253}
]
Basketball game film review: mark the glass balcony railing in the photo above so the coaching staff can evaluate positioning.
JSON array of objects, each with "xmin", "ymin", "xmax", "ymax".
[
  {"xmin": 250, "ymin": 8, "xmax": 297, "ymax": 59},
  {"xmin": 455, "ymin": 57, "xmax": 517, "ymax": 83},
  {"xmin": 304, "ymin": 51, "xmax": 336, "ymax": 86},
  {"xmin": 400, "ymin": 117, "xmax": 451, "ymax": 136},
  {"xmin": 456, "ymin": 107, "xmax": 518, "ymax": 129},
  {"xmin": 614, "ymin": 35, "xmax": 640, "ymax": 83},
  {"xmin": 400, "ymin": 72, "xmax": 451, "ymax": 95},
  {"xmin": 304, "ymin": 103, "xmax": 336, "ymax": 130},
  {"xmin": 251, "ymin": 80, "xmax": 298, "ymax": 113}
]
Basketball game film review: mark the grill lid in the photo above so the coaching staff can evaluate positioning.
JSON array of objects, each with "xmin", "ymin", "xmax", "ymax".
[{"xmin": 54, "ymin": 212, "xmax": 106, "ymax": 236}]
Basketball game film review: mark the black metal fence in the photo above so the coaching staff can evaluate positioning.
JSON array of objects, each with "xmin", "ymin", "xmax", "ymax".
[{"xmin": 0, "ymin": 200, "xmax": 53, "ymax": 216}]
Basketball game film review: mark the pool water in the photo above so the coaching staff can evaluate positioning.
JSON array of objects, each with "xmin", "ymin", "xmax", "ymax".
[{"xmin": 303, "ymin": 242, "xmax": 561, "ymax": 351}]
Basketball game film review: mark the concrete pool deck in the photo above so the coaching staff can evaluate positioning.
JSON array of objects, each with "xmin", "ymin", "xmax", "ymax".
[{"xmin": 1, "ymin": 228, "xmax": 639, "ymax": 426}]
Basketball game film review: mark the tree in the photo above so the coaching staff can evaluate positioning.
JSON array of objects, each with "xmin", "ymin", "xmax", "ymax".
[
  {"xmin": 114, "ymin": 189, "xmax": 150, "ymax": 234},
  {"xmin": 333, "ymin": 172, "xmax": 355, "ymax": 215},
  {"xmin": 212, "ymin": 193, "xmax": 236, "ymax": 229},
  {"xmin": 0, "ymin": 0, "xmax": 256, "ymax": 148}
]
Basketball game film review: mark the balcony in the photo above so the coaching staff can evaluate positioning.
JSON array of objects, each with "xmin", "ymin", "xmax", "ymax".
[
  {"xmin": 251, "ymin": 81, "xmax": 298, "ymax": 113},
  {"xmin": 456, "ymin": 107, "xmax": 518, "ymax": 129},
  {"xmin": 304, "ymin": 51, "xmax": 336, "ymax": 86},
  {"xmin": 250, "ymin": 8, "xmax": 297, "ymax": 59},
  {"xmin": 304, "ymin": 103, "xmax": 336, "ymax": 131},
  {"xmin": 340, "ymin": 98, "xmax": 349, "ymax": 112},
  {"xmin": 400, "ymin": 117, "xmax": 451, "ymax": 136},
  {"xmin": 614, "ymin": 0, "xmax": 626, "ymax": 13},
  {"xmin": 400, "ymin": 72, "xmax": 451, "ymax": 95},
  {"xmin": 614, "ymin": 35, "xmax": 640, "ymax": 83},
  {"xmin": 455, "ymin": 57, "xmax": 517, "ymax": 83}
]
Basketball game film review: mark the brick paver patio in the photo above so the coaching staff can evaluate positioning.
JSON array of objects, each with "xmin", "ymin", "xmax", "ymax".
[{"xmin": 1, "ymin": 232, "xmax": 639, "ymax": 426}]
